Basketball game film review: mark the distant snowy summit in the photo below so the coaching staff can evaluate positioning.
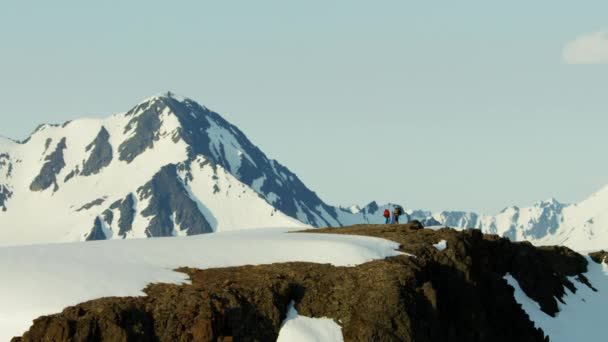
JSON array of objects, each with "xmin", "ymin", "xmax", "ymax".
[
  {"xmin": 405, "ymin": 190, "xmax": 608, "ymax": 251},
  {"xmin": 0, "ymin": 93, "xmax": 381, "ymax": 246},
  {"xmin": 0, "ymin": 92, "xmax": 606, "ymax": 250}
]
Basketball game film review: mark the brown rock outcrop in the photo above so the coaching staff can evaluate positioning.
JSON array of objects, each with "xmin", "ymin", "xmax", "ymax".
[
  {"xmin": 15, "ymin": 222, "xmax": 593, "ymax": 341},
  {"xmin": 589, "ymin": 250, "xmax": 608, "ymax": 265}
]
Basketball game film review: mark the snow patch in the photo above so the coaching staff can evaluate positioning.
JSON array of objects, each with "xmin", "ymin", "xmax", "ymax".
[
  {"xmin": 277, "ymin": 300, "xmax": 344, "ymax": 342},
  {"xmin": 433, "ymin": 240, "xmax": 447, "ymax": 251},
  {"xmin": 251, "ymin": 175, "xmax": 266, "ymax": 193},
  {"xmin": 267, "ymin": 192, "xmax": 280, "ymax": 204},
  {"xmin": 0, "ymin": 229, "xmax": 402, "ymax": 340},
  {"xmin": 504, "ymin": 259, "xmax": 608, "ymax": 342}
]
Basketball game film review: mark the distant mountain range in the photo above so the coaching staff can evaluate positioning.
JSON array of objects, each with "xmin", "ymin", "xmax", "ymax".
[
  {"xmin": 0, "ymin": 93, "xmax": 605, "ymax": 250},
  {"xmin": 407, "ymin": 191, "xmax": 608, "ymax": 251}
]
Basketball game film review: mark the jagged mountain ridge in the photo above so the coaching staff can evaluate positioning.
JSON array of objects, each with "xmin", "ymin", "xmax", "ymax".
[
  {"xmin": 1, "ymin": 93, "xmax": 606, "ymax": 250},
  {"xmin": 351, "ymin": 194, "xmax": 608, "ymax": 251},
  {"xmin": 335, "ymin": 187, "xmax": 608, "ymax": 251},
  {"xmin": 0, "ymin": 93, "xmax": 371, "ymax": 246},
  {"xmin": 400, "ymin": 191, "xmax": 608, "ymax": 251}
]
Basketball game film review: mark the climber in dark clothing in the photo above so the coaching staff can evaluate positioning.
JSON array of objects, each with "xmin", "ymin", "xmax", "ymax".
[{"xmin": 393, "ymin": 206, "xmax": 402, "ymax": 224}]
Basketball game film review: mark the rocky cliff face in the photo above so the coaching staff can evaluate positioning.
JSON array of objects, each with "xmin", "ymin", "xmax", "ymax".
[{"xmin": 14, "ymin": 223, "xmax": 595, "ymax": 342}]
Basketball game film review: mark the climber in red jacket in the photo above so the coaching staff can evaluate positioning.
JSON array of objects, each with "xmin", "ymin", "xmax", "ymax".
[{"xmin": 383, "ymin": 209, "xmax": 391, "ymax": 224}]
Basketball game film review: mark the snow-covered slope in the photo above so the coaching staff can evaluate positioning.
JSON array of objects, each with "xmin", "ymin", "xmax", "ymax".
[
  {"xmin": 277, "ymin": 301, "xmax": 344, "ymax": 342},
  {"xmin": 0, "ymin": 93, "xmax": 382, "ymax": 246},
  {"xmin": 0, "ymin": 228, "xmax": 402, "ymax": 341},
  {"xmin": 505, "ymin": 258, "xmax": 608, "ymax": 342}
]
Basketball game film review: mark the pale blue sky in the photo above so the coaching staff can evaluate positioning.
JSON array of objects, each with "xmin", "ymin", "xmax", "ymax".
[{"xmin": 1, "ymin": 1, "xmax": 607, "ymax": 213}]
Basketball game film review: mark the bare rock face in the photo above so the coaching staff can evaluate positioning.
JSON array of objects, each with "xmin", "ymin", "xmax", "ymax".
[
  {"xmin": 30, "ymin": 138, "xmax": 67, "ymax": 192},
  {"xmin": 15, "ymin": 223, "xmax": 592, "ymax": 342},
  {"xmin": 590, "ymin": 250, "xmax": 608, "ymax": 265},
  {"xmin": 81, "ymin": 127, "xmax": 113, "ymax": 176},
  {"xmin": 137, "ymin": 164, "xmax": 213, "ymax": 237}
]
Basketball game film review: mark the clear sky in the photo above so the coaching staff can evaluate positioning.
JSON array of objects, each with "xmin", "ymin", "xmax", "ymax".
[{"xmin": 1, "ymin": 1, "xmax": 607, "ymax": 214}]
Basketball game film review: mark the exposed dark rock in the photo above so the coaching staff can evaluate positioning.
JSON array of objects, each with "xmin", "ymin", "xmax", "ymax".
[
  {"xmin": 102, "ymin": 209, "xmax": 114, "ymax": 226},
  {"xmin": 118, "ymin": 101, "xmax": 163, "ymax": 163},
  {"xmin": 81, "ymin": 127, "xmax": 113, "ymax": 176},
  {"xmin": 109, "ymin": 194, "xmax": 136, "ymax": 238},
  {"xmin": 117, "ymin": 95, "xmax": 343, "ymax": 228},
  {"xmin": 30, "ymin": 138, "xmax": 67, "ymax": 192},
  {"xmin": 16, "ymin": 224, "xmax": 594, "ymax": 342},
  {"xmin": 43, "ymin": 138, "xmax": 52, "ymax": 154},
  {"xmin": 85, "ymin": 217, "xmax": 107, "ymax": 241},
  {"xmin": 509, "ymin": 244, "xmax": 590, "ymax": 314},
  {"xmin": 0, "ymin": 185, "xmax": 12, "ymax": 211},
  {"xmin": 590, "ymin": 250, "xmax": 608, "ymax": 265},
  {"xmin": 0, "ymin": 154, "xmax": 13, "ymax": 211},
  {"xmin": 18, "ymin": 136, "xmax": 32, "ymax": 144},
  {"xmin": 138, "ymin": 164, "xmax": 213, "ymax": 237},
  {"xmin": 76, "ymin": 198, "xmax": 106, "ymax": 212},
  {"xmin": 63, "ymin": 166, "xmax": 79, "ymax": 183},
  {"xmin": 256, "ymin": 160, "xmax": 340, "ymax": 227},
  {"xmin": 309, "ymin": 225, "xmax": 590, "ymax": 318},
  {"xmin": 32, "ymin": 124, "xmax": 48, "ymax": 135},
  {"xmin": 407, "ymin": 219, "xmax": 424, "ymax": 230},
  {"xmin": 360, "ymin": 201, "xmax": 380, "ymax": 215}
]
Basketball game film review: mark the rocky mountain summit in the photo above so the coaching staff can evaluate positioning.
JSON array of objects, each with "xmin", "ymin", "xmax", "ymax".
[
  {"xmin": 0, "ymin": 93, "xmax": 379, "ymax": 246},
  {"xmin": 14, "ymin": 222, "xmax": 601, "ymax": 342}
]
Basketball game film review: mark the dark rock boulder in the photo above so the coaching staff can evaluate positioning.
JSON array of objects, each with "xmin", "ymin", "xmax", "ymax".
[
  {"xmin": 407, "ymin": 219, "xmax": 424, "ymax": 230},
  {"xmin": 590, "ymin": 250, "xmax": 608, "ymax": 265}
]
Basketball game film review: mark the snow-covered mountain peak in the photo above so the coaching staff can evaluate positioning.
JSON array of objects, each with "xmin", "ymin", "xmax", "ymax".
[
  {"xmin": 2, "ymin": 93, "xmax": 608, "ymax": 252},
  {"xmin": 0, "ymin": 93, "xmax": 385, "ymax": 246}
]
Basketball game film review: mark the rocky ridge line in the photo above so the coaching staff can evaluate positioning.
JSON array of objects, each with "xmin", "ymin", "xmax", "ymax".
[{"xmin": 14, "ymin": 222, "xmax": 598, "ymax": 342}]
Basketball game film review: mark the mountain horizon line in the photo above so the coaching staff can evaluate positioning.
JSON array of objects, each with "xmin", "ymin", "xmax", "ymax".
[{"xmin": 0, "ymin": 92, "xmax": 606, "ymax": 250}]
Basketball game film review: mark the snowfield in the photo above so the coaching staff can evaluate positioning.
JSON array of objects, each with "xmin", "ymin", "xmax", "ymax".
[
  {"xmin": 0, "ymin": 228, "xmax": 402, "ymax": 341},
  {"xmin": 505, "ymin": 258, "xmax": 608, "ymax": 342}
]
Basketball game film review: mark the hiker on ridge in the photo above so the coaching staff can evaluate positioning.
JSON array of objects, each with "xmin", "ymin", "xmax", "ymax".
[
  {"xmin": 383, "ymin": 208, "xmax": 391, "ymax": 224},
  {"xmin": 394, "ymin": 206, "xmax": 403, "ymax": 224}
]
